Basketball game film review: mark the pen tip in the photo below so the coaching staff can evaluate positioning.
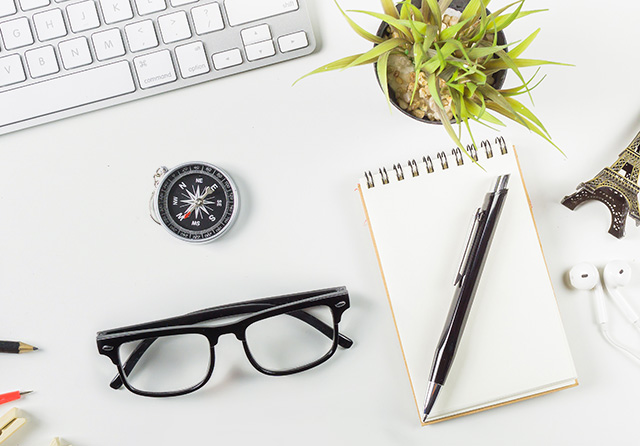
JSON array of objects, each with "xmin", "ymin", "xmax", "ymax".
[
  {"xmin": 32, "ymin": 347, "xmax": 39, "ymax": 351},
  {"xmin": 422, "ymin": 382, "xmax": 442, "ymax": 423},
  {"xmin": 20, "ymin": 390, "xmax": 33, "ymax": 396}
]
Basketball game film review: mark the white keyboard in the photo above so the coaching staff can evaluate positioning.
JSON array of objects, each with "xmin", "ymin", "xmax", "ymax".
[{"xmin": 0, "ymin": 0, "xmax": 315, "ymax": 135}]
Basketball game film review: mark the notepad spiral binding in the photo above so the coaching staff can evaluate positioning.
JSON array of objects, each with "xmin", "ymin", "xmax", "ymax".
[{"xmin": 364, "ymin": 136, "xmax": 508, "ymax": 189}]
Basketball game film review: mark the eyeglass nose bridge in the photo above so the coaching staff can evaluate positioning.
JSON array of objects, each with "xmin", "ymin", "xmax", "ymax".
[{"xmin": 203, "ymin": 323, "xmax": 249, "ymax": 346}]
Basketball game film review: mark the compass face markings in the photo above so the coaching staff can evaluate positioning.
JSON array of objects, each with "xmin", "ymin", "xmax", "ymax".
[{"xmin": 155, "ymin": 162, "xmax": 238, "ymax": 243}]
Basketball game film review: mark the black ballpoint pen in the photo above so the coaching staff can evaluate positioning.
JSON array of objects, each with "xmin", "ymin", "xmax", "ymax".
[{"xmin": 422, "ymin": 174, "xmax": 510, "ymax": 422}]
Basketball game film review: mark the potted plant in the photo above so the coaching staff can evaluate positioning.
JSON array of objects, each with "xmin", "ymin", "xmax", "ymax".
[{"xmin": 296, "ymin": 0, "xmax": 566, "ymax": 157}]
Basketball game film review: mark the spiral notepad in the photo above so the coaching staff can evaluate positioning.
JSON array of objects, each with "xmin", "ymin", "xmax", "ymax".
[{"xmin": 358, "ymin": 137, "xmax": 578, "ymax": 425}]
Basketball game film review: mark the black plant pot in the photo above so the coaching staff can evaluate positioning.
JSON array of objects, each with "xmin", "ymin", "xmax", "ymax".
[{"xmin": 374, "ymin": 0, "xmax": 507, "ymax": 125}]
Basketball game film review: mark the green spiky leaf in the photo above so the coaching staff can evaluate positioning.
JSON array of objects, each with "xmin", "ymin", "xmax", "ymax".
[
  {"xmin": 294, "ymin": 54, "xmax": 366, "ymax": 85},
  {"xmin": 467, "ymin": 43, "xmax": 508, "ymax": 60},
  {"xmin": 488, "ymin": 0, "xmax": 524, "ymax": 32},
  {"xmin": 377, "ymin": 52, "xmax": 392, "ymax": 112},
  {"xmin": 505, "ymin": 96, "xmax": 549, "ymax": 136},
  {"xmin": 349, "ymin": 10, "xmax": 413, "ymax": 41},
  {"xmin": 427, "ymin": 73, "xmax": 445, "ymax": 110},
  {"xmin": 486, "ymin": 102, "xmax": 564, "ymax": 154},
  {"xmin": 460, "ymin": 0, "xmax": 483, "ymax": 23},
  {"xmin": 487, "ymin": 9, "xmax": 547, "ymax": 31},
  {"xmin": 508, "ymin": 28, "xmax": 540, "ymax": 58},
  {"xmin": 334, "ymin": 1, "xmax": 384, "ymax": 44},
  {"xmin": 380, "ymin": 0, "xmax": 399, "ymax": 19},
  {"xmin": 345, "ymin": 38, "xmax": 407, "ymax": 68},
  {"xmin": 407, "ymin": 3, "xmax": 425, "ymax": 22},
  {"xmin": 424, "ymin": 0, "xmax": 441, "ymax": 30},
  {"xmin": 484, "ymin": 58, "xmax": 571, "ymax": 71},
  {"xmin": 440, "ymin": 18, "xmax": 471, "ymax": 40},
  {"xmin": 438, "ymin": 0, "xmax": 454, "ymax": 13}
]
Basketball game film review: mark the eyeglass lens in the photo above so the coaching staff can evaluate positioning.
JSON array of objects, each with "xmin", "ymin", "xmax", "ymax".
[
  {"xmin": 118, "ymin": 334, "xmax": 211, "ymax": 394},
  {"xmin": 244, "ymin": 305, "xmax": 336, "ymax": 373}
]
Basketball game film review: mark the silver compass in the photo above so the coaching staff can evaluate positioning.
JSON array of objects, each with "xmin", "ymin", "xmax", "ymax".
[{"xmin": 150, "ymin": 161, "xmax": 240, "ymax": 243}]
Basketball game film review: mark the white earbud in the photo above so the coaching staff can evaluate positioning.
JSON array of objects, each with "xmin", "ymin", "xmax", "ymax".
[
  {"xmin": 569, "ymin": 263, "xmax": 608, "ymax": 325},
  {"xmin": 569, "ymin": 262, "xmax": 640, "ymax": 365},
  {"xmin": 603, "ymin": 260, "xmax": 640, "ymax": 331}
]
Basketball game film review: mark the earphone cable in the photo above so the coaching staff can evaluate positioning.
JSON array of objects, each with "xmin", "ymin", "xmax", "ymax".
[{"xmin": 600, "ymin": 326, "xmax": 640, "ymax": 366}]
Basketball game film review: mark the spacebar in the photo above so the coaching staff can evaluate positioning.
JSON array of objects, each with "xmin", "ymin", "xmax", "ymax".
[{"xmin": 0, "ymin": 61, "xmax": 136, "ymax": 128}]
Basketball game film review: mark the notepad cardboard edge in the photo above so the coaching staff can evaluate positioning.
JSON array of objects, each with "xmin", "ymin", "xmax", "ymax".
[
  {"xmin": 421, "ymin": 379, "xmax": 579, "ymax": 425},
  {"xmin": 357, "ymin": 145, "xmax": 579, "ymax": 426}
]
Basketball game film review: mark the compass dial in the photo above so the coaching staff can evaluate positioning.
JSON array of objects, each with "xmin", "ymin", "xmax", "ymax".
[{"xmin": 154, "ymin": 162, "xmax": 239, "ymax": 243}]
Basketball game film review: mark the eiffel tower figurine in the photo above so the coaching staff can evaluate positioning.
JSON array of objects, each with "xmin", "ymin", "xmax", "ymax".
[{"xmin": 562, "ymin": 130, "xmax": 640, "ymax": 238}]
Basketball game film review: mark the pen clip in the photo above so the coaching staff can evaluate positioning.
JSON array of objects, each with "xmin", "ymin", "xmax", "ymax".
[{"xmin": 454, "ymin": 208, "xmax": 482, "ymax": 286}]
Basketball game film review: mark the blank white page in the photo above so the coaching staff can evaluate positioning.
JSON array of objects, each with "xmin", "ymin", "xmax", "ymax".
[{"xmin": 359, "ymin": 144, "xmax": 577, "ymax": 424}]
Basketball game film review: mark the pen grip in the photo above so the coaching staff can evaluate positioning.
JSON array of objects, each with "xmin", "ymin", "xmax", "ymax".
[
  {"xmin": 0, "ymin": 391, "xmax": 20, "ymax": 405},
  {"xmin": 0, "ymin": 341, "xmax": 19, "ymax": 354},
  {"xmin": 430, "ymin": 287, "xmax": 474, "ymax": 384}
]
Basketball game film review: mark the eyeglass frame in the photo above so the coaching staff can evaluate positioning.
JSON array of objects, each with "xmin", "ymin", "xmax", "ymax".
[{"xmin": 96, "ymin": 286, "xmax": 353, "ymax": 398}]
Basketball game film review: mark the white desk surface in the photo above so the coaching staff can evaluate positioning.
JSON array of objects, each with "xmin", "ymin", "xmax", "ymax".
[{"xmin": 2, "ymin": 0, "xmax": 640, "ymax": 444}]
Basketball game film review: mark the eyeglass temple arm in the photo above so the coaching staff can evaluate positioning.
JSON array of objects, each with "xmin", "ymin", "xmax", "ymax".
[
  {"xmin": 110, "ymin": 337, "xmax": 155, "ymax": 389},
  {"xmin": 292, "ymin": 310, "xmax": 353, "ymax": 348},
  {"xmin": 109, "ymin": 305, "xmax": 353, "ymax": 389},
  {"xmin": 102, "ymin": 290, "xmax": 343, "ymax": 335},
  {"xmin": 104, "ymin": 301, "xmax": 353, "ymax": 345}
]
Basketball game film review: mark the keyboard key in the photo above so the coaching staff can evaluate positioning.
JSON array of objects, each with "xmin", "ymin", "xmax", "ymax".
[
  {"xmin": 224, "ymin": 0, "xmax": 298, "ymax": 27},
  {"xmin": 240, "ymin": 24, "xmax": 270, "ymax": 45},
  {"xmin": 59, "ymin": 36, "xmax": 92, "ymax": 69},
  {"xmin": 92, "ymin": 28, "xmax": 125, "ymax": 61},
  {"xmin": 0, "ymin": 54, "xmax": 26, "ymax": 87},
  {"xmin": 66, "ymin": 1, "xmax": 100, "ymax": 32},
  {"xmin": 124, "ymin": 20, "xmax": 158, "ymax": 53},
  {"xmin": 33, "ymin": 9, "xmax": 67, "ymax": 41},
  {"xmin": 0, "ymin": 61, "xmax": 135, "ymax": 128},
  {"xmin": 191, "ymin": 3, "xmax": 223, "ymax": 35},
  {"xmin": 99, "ymin": 0, "xmax": 133, "ymax": 24},
  {"xmin": 244, "ymin": 40, "xmax": 274, "ymax": 61},
  {"xmin": 19, "ymin": 0, "xmax": 49, "ymax": 10},
  {"xmin": 211, "ymin": 48, "xmax": 241, "ymax": 70},
  {"xmin": 25, "ymin": 45, "xmax": 59, "ymax": 78},
  {"xmin": 0, "ymin": 0, "xmax": 17, "ymax": 18},
  {"xmin": 133, "ymin": 49, "xmax": 176, "ymax": 89},
  {"xmin": 175, "ymin": 41, "xmax": 209, "ymax": 78},
  {"xmin": 134, "ymin": 0, "xmax": 165, "ymax": 16},
  {"xmin": 277, "ymin": 31, "xmax": 308, "ymax": 53},
  {"xmin": 0, "ymin": 17, "xmax": 34, "ymax": 50},
  {"xmin": 158, "ymin": 10, "xmax": 191, "ymax": 44}
]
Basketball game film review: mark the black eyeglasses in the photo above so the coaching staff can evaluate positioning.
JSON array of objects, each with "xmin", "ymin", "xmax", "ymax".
[{"xmin": 96, "ymin": 286, "xmax": 353, "ymax": 397}]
